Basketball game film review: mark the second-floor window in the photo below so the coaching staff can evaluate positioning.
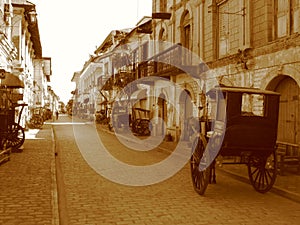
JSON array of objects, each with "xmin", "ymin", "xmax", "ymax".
[
  {"xmin": 217, "ymin": 0, "xmax": 246, "ymax": 58},
  {"xmin": 141, "ymin": 42, "xmax": 149, "ymax": 61},
  {"xmin": 275, "ymin": 0, "xmax": 300, "ymax": 38},
  {"xmin": 181, "ymin": 11, "xmax": 191, "ymax": 65},
  {"xmin": 104, "ymin": 63, "xmax": 109, "ymax": 75},
  {"xmin": 160, "ymin": 0, "xmax": 167, "ymax": 12}
]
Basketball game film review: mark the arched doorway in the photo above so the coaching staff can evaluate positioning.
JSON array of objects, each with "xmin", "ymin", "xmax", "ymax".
[
  {"xmin": 273, "ymin": 76, "xmax": 300, "ymax": 144},
  {"xmin": 179, "ymin": 90, "xmax": 193, "ymax": 140},
  {"xmin": 157, "ymin": 93, "xmax": 167, "ymax": 136}
]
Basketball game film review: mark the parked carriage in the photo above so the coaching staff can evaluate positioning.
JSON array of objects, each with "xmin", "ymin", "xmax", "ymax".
[
  {"xmin": 0, "ymin": 103, "xmax": 27, "ymax": 151},
  {"xmin": 108, "ymin": 105, "xmax": 130, "ymax": 132},
  {"xmin": 131, "ymin": 107, "xmax": 151, "ymax": 136},
  {"xmin": 190, "ymin": 86, "xmax": 280, "ymax": 195},
  {"xmin": 0, "ymin": 73, "xmax": 27, "ymax": 161},
  {"xmin": 28, "ymin": 107, "xmax": 44, "ymax": 129}
]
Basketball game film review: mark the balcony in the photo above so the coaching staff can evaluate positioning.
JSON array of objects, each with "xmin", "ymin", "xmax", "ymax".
[{"xmin": 137, "ymin": 44, "xmax": 201, "ymax": 78}]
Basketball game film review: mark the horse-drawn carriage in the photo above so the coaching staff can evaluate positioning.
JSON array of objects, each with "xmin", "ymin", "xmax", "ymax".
[
  {"xmin": 190, "ymin": 86, "xmax": 280, "ymax": 195},
  {"xmin": 131, "ymin": 107, "xmax": 151, "ymax": 136},
  {"xmin": 0, "ymin": 72, "xmax": 27, "ymax": 161},
  {"xmin": 27, "ymin": 107, "xmax": 44, "ymax": 129}
]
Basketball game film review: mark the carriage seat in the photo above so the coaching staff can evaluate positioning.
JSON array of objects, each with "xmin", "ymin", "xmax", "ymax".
[{"xmin": 276, "ymin": 141, "xmax": 300, "ymax": 175}]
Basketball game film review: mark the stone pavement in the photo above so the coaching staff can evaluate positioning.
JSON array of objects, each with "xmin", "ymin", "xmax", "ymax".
[
  {"xmin": 53, "ymin": 116, "xmax": 300, "ymax": 225},
  {"xmin": 0, "ymin": 115, "xmax": 300, "ymax": 224},
  {"xmin": 150, "ymin": 133, "xmax": 300, "ymax": 203},
  {"xmin": 148, "ymin": 135, "xmax": 300, "ymax": 203},
  {"xmin": 98, "ymin": 123, "xmax": 300, "ymax": 203},
  {"xmin": 0, "ymin": 123, "xmax": 57, "ymax": 225}
]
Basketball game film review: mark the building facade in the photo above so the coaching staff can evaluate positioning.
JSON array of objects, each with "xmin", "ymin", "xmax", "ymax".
[
  {"xmin": 72, "ymin": 0, "xmax": 300, "ymax": 149},
  {"xmin": 147, "ymin": 0, "xmax": 300, "ymax": 146},
  {"xmin": 1, "ymin": 0, "xmax": 55, "ymax": 128}
]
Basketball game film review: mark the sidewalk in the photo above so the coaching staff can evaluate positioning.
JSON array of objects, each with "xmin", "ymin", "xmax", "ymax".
[{"xmin": 0, "ymin": 123, "xmax": 57, "ymax": 225}]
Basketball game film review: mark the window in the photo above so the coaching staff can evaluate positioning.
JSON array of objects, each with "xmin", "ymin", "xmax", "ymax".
[
  {"xmin": 141, "ymin": 42, "xmax": 148, "ymax": 61},
  {"xmin": 217, "ymin": 0, "xmax": 245, "ymax": 58},
  {"xmin": 160, "ymin": 0, "xmax": 167, "ymax": 12},
  {"xmin": 181, "ymin": 11, "xmax": 191, "ymax": 65},
  {"xmin": 104, "ymin": 63, "xmax": 108, "ymax": 74},
  {"xmin": 241, "ymin": 93, "xmax": 265, "ymax": 117},
  {"xmin": 97, "ymin": 77, "xmax": 102, "ymax": 86},
  {"xmin": 159, "ymin": 28, "xmax": 167, "ymax": 52},
  {"xmin": 275, "ymin": 0, "xmax": 300, "ymax": 38}
]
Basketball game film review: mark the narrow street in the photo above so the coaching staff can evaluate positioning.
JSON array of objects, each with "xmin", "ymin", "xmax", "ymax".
[
  {"xmin": 1, "ymin": 114, "xmax": 300, "ymax": 224},
  {"xmin": 52, "ymin": 115, "xmax": 300, "ymax": 225},
  {"xmin": 2, "ymin": 1, "xmax": 300, "ymax": 225}
]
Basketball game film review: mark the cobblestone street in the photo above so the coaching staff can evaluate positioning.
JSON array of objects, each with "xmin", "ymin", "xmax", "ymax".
[
  {"xmin": 0, "ymin": 123, "xmax": 56, "ymax": 224},
  {"xmin": 1, "ymin": 115, "xmax": 300, "ymax": 225}
]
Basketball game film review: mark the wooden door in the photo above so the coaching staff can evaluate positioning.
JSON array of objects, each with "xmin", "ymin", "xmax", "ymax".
[{"xmin": 275, "ymin": 77, "xmax": 300, "ymax": 144}]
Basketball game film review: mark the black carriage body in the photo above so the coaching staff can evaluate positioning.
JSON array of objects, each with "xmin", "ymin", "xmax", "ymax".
[
  {"xmin": 207, "ymin": 87, "xmax": 280, "ymax": 158},
  {"xmin": 0, "ymin": 103, "xmax": 27, "ymax": 151},
  {"xmin": 131, "ymin": 108, "xmax": 151, "ymax": 136},
  {"xmin": 111, "ymin": 106, "xmax": 130, "ymax": 128},
  {"xmin": 0, "ymin": 109, "xmax": 15, "ymax": 132}
]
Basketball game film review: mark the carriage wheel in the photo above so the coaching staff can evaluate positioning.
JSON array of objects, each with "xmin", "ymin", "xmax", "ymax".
[
  {"xmin": 7, "ymin": 123, "xmax": 25, "ymax": 150},
  {"xmin": 190, "ymin": 136, "xmax": 210, "ymax": 195},
  {"xmin": 247, "ymin": 151, "xmax": 277, "ymax": 193}
]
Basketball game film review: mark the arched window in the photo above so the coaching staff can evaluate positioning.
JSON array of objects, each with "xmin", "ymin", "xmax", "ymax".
[
  {"xmin": 159, "ymin": 28, "xmax": 167, "ymax": 52},
  {"xmin": 181, "ymin": 11, "xmax": 191, "ymax": 65}
]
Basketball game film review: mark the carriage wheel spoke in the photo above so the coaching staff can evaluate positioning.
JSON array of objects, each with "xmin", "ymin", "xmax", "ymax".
[
  {"xmin": 248, "ymin": 152, "xmax": 277, "ymax": 193},
  {"xmin": 190, "ymin": 137, "xmax": 209, "ymax": 195}
]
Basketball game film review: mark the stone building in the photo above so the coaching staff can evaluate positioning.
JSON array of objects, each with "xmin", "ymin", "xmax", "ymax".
[
  {"xmin": 1, "ymin": 0, "xmax": 54, "ymax": 128},
  {"xmin": 72, "ymin": 29, "xmax": 131, "ymax": 120},
  {"xmin": 73, "ymin": 17, "xmax": 153, "ymax": 121},
  {"xmin": 72, "ymin": 0, "xmax": 300, "ymax": 152},
  {"xmin": 147, "ymin": 0, "xmax": 300, "ymax": 147}
]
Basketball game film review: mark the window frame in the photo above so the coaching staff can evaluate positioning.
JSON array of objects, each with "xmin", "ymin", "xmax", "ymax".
[{"xmin": 274, "ymin": 0, "xmax": 299, "ymax": 38}]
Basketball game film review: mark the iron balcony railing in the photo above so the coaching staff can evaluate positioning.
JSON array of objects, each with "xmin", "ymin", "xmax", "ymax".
[{"xmin": 138, "ymin": 43, "xmax": 186, "ymax": 78}]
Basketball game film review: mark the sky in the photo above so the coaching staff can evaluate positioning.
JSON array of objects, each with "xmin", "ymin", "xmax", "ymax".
[{"xmin": 30, "ymin": 0, "xmax": 152, "ymax": 104}]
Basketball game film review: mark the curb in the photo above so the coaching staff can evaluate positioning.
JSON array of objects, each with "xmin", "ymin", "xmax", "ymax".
[{"xmin": 50, "ymin": 125, "xmax": 60, "ymax": 225}]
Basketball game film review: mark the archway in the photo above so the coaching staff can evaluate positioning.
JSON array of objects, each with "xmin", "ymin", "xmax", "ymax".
[
  {"xmin": 268, "ymin": 75, "xmax": 300, "ymax": 144},
  {"xmin": 179, "ymin": 89, "xmax": 193, "ymax": 140}
]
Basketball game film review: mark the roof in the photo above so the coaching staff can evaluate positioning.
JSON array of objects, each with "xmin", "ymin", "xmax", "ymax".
[{"xmin": 94, "ymin": 29, "xmax": 131, "ymax": 55}]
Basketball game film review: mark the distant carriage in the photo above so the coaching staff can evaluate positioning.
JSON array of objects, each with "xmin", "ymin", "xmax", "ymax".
[
  {"xmin": 131, "ymin": 108, "xmax": 151, "ymax": 136},
  {"xmin": 190, "ymin": 86, "xmax": 280, "ymax": 195}
]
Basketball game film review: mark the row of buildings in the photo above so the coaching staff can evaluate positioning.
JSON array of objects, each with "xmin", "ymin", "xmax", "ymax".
[
  {"xmin": 72, "ymin": 0, "xmax": 300, "ymax": 148},
  {"xmin": 0, "ymin": 0, "xmax": 59, "ymax": 127}
]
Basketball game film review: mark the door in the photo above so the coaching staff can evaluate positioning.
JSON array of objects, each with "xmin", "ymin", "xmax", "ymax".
[
  {"xmin": 179, "ymin": 90, "xmax": 193, "ymax": 141},
  {"xmin": 275, "ymin": 77, "xmax": 300, "ymax": 144},
  {"xmin": 157, "ymin": 94, "xmax": 167, "ymax": 136}
]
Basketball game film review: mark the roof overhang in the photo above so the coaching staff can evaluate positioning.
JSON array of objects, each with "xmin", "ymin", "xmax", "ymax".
[{"xmin": 12, "ymin": 1, "xmax": 42, "ymax": 58}]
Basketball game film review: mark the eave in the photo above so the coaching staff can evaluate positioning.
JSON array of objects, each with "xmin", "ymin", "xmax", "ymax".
[{"xmin": 12, "ymin": 1, "xmax": 42, "ymax": 58}]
